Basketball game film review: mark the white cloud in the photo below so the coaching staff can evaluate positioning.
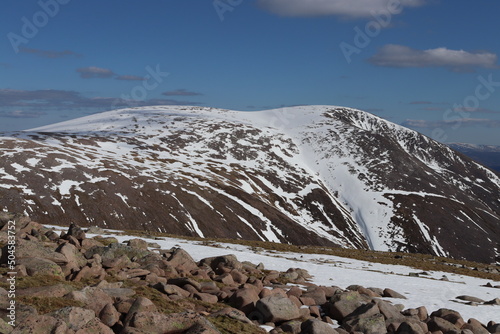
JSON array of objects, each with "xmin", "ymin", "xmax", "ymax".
[
  {"xmin": 77, "ymin": 66, "xmax": 115, "ymax": 79},
  {"xmin": 257, "ymin": 0, "xmax": 425, "ymax": 18},
  {"xmin": 0, "ymin": 110, "xmax": 46, "ymax": 118},
  {"xmin": 369, "ymin": 45, "xmax": 498, "ymax": 71}
]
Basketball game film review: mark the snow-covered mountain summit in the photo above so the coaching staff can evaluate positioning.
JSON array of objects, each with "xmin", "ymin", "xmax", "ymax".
[{"xmin": 1, "ymin": 105, "xmax": 499, "ymax": 263}]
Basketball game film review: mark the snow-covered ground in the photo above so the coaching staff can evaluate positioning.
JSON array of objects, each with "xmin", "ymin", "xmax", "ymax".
[{"xmin": 46, "ymin": 225, "xmax": 500, "ymax": 324}]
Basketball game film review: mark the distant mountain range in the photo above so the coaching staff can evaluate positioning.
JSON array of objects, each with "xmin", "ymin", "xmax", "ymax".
[
  {"xmin": 448, "ymin": 143, "xmax": 500, "ymax": 174},
  {"xmin": 0, "ymin": 106, "xmax": 499, "ymax": 263}
]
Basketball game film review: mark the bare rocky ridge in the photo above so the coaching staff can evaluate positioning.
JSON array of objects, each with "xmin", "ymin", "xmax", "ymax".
[
  {"xmin": 0, "ymin": 105, "xmax": 499, "ymax": 263},
  {"xmin": 0, "ymin": 217, "xmax": 499, "ymax": 334}
]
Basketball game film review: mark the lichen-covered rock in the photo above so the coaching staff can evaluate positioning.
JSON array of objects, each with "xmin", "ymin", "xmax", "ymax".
[
  {"xmin": 48, "ymin": 307, "xmax": 96, "ymax": 331},
  {"xmin": 64, "ymin": 287, "xmax": 114, "ymax": 316},
  {"xmin": 255, "ymin": 295, "xmax": 301, "ymax": 323},
  {"xmin": 128, "ymin": 311, "xmax": 221, "ymax": 334},
  {"xmin": 0, "ymin": 318, "xmax": 13, "ymax": 334},
  {"xmin": 10, "ymin": 315, "xmax": 64, "ymax": 334},
  {"xmin": 74, "ymin": 317, "xmax": 114, "ymax": 334},
  {"xmin": 17, "ymin": 257, "xmax": 64, "ymax": 278},
  {"xmin": 127, "ymin": 238, "xmax": 149, "ymax": 250},
  {"xmin": 343, "ymin": 313, "xmax": 387, "ymax": 334},
  {"xmin": 8, "ymin": 239, "xmax": 67, "ymax": 265},
  {"xmin": 209, "ymin": 307, "xmax": 253, "ymax": 324},
  {"xmin": 327, "ymin": 291, "xmax": 370, "ymax": 321},
  {"xmin": 85, "ymin": 243, "xmax": 149, "ymax": 263},
  {"xmin": 123, "ymin": 297, "xmax": 158, "ymax": 326}
]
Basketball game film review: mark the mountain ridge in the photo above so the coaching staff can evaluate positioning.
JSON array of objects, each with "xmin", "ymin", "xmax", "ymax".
[
  {"xmin": 449, "ymin": 143, "xmax": 500, "ymax": 174},
  {"xmin": 0, "ymin": 105, "xmax": 499, "ymax": 263}
]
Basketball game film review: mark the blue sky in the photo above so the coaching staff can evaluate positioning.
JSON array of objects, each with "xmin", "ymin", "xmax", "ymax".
[{"xmin": 1, "ymin": 0, "xmax": 500, "ymax": 145}]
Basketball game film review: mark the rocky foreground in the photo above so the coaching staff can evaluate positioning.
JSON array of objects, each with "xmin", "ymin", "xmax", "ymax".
[{"xmin": 0, "ymin": 215, "xmax": 499, "ymax": 334}]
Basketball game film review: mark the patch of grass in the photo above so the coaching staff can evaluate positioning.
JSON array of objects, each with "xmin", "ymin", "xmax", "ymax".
[
  {"xmin": 209, "ymin": 316, "xmax": 267, "ymax": 334},
  {"xmin": 189, "ymin": 298, "xmax": 227, "ymax": 313},
  {"xmin": 17, "ymin": 296, "xmax": 84, "ymax": 314},
  {"xmin": 2, "ymin": 275, "xmax": 65, "ymax": 289},
  {"xmin": 129, "ymin": 284, "xmax": 187, "ymax": 314},
  {"xmin": 190, "ymin": 277, "xmax": 228, "ymax": 290},
  {"xmin": 0, "ymin": 274, "xmax": 101, "ymax": 291},
  {"xmin": 0, "ymin": 267, "xmax": 9, "ymax": 276}
]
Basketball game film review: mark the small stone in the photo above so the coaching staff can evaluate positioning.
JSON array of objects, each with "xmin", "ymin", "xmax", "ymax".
[
  {"xmin": 302, "ymin": 288, "xmax": 327, "ymax": 305},
  {"xmin": 396, "ymin": 321, "xmax": 426, "ymax": 334},
  {"xmin": 286, "ymin": 286, "xmax": 303, "ymax": 299},
  {"xmin": 194, "ymin": 292, "xmax": 218, "ymax": 304},
  {"xmin": 99, "ymin": 303, "xmax": 120, "ymax": 327},
  {"xmin": 167, "ymin": 277, "xmax": 202, "ymax": 291},
  {"xmin": 67, "ymin": 223, "xmax": 86, "ymax": 241},
  {"xmin": 215, "ymin": 273, "xmax": 235, "ymax": 285},
  {"xmin": 416, "ymin": 306, "xmax": 428, "ymax": 321},
  {"xmin": 127, "ymin": 238, "xmax": 149, "ymax": 250},
  {"xmin": 485, "ymin": 298, "xmax": 500, "ymax": 305},
  {"xmin": 74, "ymin": 318, "xmax": 114, "ymax": 334},
  {"xmin": 427, "ymin": 316, "xmax": 459, "ymax": 333},
  {"xmin": 383, "ymin": 288, "xmax": 406, "ymax": 299},
  {"xmin": 280, "ymin": 320, "xmax": 302, "ymax": 334},
  {"xmin": 488, "ymin": 323, "xmax": 500, "ymax": 334},
  {"xmin": 456, "ymin": 295, "xmax": 485, "ymax": 303},
  {"xmin": 300, "ymin": 319, "xmax": 339, "ymax": 334},
  {"xmin": 86, "ymin": 226, "xmax": 104, "ymax": 234},
  {"xmin": 230, "ymin": 269, "xmax": 248, "ymax": 284},
  {"xmin": 125, "ymin": 268, "xmax": 151, "ymax": 278}
]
